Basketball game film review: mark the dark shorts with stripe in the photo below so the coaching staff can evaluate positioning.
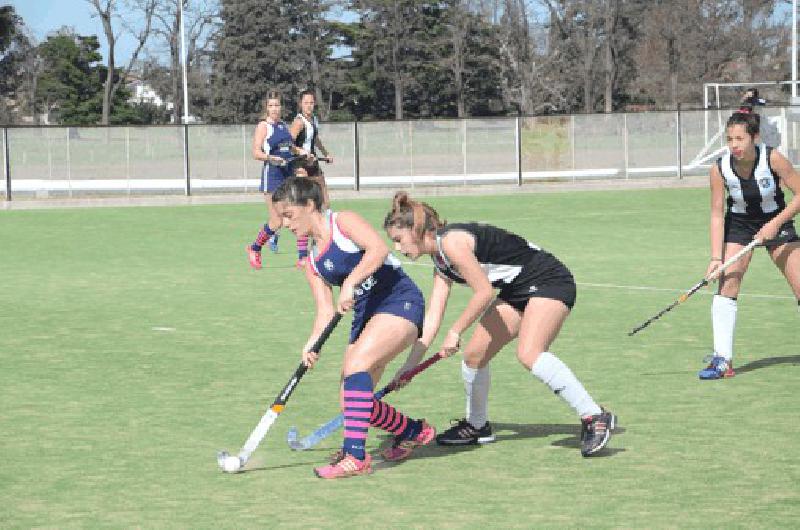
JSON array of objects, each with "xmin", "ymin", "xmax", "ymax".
[
  {"xmin": 260, "ymin": 163, "xmax": 293, "ymax": 193},
  {"xmin": 724, "ymin": 214, "xmax": 799, "ymax": 249},
  {"xmin": 350, "ymin": 277, "xmax": 424, "ymax": 344}
]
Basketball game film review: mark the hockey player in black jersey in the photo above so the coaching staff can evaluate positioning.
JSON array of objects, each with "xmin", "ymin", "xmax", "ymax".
[
  {"xmin": 384, "ymin": 192, "xmax": 615, "ymax": 457},
  {"xmin": 700, "ymin": 112, "xmax": 800, "ymax": 379}
]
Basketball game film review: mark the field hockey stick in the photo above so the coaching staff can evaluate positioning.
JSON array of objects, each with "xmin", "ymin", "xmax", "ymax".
[
  {"xmin": 216, "ymin": 312, "xmax": 342, "ymax": 473},
  {"xmin": 628, "ymin": 239, "xmax": 760, "ymax": 336},
  {"xmin": 286, "ymin": 350, "xmax": 446, "ymax": 451}
]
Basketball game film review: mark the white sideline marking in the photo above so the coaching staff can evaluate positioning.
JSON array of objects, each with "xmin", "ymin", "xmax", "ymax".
[
  {"xmin": 397, "ymin": 260, "xmax": 794, "ymax": 300},
  {"xmin": 577, "ymin": 282, "xmax": 795, "ymax": 300},
  {"xmin": 152, "ymin": 327, "xmax": 176, "ymax": 332}
]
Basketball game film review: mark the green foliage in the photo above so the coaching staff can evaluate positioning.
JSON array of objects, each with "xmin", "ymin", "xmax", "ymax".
[{"xmin": 34, "ymin": 31, "xmax": 141, "ymax": 125}]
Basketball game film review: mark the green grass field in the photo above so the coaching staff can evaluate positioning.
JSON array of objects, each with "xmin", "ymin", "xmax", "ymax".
[{"xmin": 2, "ymin": 189, "xmax": 799, "ymax": 528}]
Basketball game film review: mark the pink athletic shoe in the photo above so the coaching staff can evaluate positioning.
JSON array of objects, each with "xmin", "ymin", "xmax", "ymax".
[
  {"xmin": 382, "ymin": 420, "xmax": 436, "ymax": 462},
  {"xmin": 314, "ymin": 452, "xmax": 372, "ymax": 479},
  {"xmin": 246, "ymin": 245, "xmax": 262, "ymax": 269}
]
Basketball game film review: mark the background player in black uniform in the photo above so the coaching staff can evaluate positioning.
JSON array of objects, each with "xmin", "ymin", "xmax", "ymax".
[
  {"xmin": 700, "ymin": 112, "xmax": 800, "ymax": 379},
  {"xmin": 289, "ymin": 89, "xmax": 334, "ymax": 267},
  {"xmin": 384, "ymin": 192, "xmax": 615, "ymax": 457}
]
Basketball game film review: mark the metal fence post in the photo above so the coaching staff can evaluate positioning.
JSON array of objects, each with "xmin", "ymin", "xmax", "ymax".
[
  {"xmin": 183, "ymin": 124, "xmax": 191, "ymax": 196},
  {"xmin": 66, "ymin": 127, "xmax": 73, "ymax": 198},
  {"xmin": 676, "ymin": 104, "xmax": 683, "ymax": 179},
  {"xmin": 242, "ymin": 124, "xmax": 248, "ymax": 193},
  {"xmin": 623, "ymin": 113, "xmax": 629, "ymax": 180},
  {"xmin": 516, "ymin": 116, "xmax": 522, "ymax": 186},
  {"xmin": 353, "ymin": 121, "xmax": 360, "ymax": 191},
  {"xmin": 462, "ymin": 118, "xmax": 468, "ymax": 187},
  {"xmin": 125, "ymin": 127, "xmax": 131, "ymax": 196},
  {"xmin": 3, "ymin": 127, "xmax": 10, "ymax": 201}
]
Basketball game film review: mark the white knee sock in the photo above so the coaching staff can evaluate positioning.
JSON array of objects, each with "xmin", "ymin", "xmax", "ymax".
[
  {"xmin": 712, "ymin": 295, "xmax": 737, "ymax": 361},
  {"xmin": 462, "ymin": 360, "xmax": 490, "ymax": 428},
  {"xmin": 531, "ymin": 351, "xmax": 602, "ymax": 418}
]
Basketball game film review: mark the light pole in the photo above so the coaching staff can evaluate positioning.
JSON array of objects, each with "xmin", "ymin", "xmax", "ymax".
[{"xmin": 178, "ymin": 0, "xmax": 190, "ymax": 123}]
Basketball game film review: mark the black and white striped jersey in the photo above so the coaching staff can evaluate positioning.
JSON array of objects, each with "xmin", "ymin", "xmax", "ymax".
[
  {"xmin": 717, "ymin": 145, "xmax": 786, "ymax": 218},
  {"xmin": 432, "ymin": 223, "xmax": 571, "ymax": 293},
  {"xmin": 294, "ymin": 113, "xmax": 319, "ymax": 155}
]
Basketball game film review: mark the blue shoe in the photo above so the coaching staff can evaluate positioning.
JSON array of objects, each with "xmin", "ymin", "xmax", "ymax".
[
  {"xmin": 698, "ymin": 355, "xmax": 735, "ymax": 380},
  {"xmin": 268, "ymin": 233, "xmax": 279, "ymax": 253}
]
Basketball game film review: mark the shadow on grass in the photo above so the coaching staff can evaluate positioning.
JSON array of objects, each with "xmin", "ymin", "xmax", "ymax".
[
  {"xmin": 736, "ymin": 354, "xmax": 800, "ymax": 375},
  {"xmin": 373, "ymin": 422, "xmax": 626, "ymax": 470}
]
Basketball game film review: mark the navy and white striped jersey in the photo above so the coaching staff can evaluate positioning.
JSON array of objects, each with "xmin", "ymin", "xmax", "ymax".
[
  {"xmin": 717, "ymin": 145, "xmax": 786, "ymax": 218},
  {"xmin": 294, "ymin": 113, "xmax": 319, "ymax": 156}
]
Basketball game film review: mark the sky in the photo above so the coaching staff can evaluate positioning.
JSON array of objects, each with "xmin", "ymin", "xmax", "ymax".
[
  {"xmin": 6, "ymin": 0, "xmax": 359, "ymax": 65},
  {"xmin": 7, "ymin": 0, "xmax": 163, "ymax": 63}
]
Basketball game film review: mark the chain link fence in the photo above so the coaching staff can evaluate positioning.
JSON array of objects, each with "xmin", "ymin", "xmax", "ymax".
[{"xmin": 3, "ymin": 107, "xmax": 799, "ymax": 200}]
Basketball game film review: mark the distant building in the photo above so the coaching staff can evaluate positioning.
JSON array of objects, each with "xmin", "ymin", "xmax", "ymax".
[{"xmin": 127, "ymin": 80, "xmax": 172, "ymax": 110}]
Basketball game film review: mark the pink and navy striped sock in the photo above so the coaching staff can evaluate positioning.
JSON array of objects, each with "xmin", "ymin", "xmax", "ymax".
[
  {"xmin": 296, "ymin": 235, "xmax": 309, "ymax": 260},
  {"xmin": 370, "ymin": 399, "xmax": 422, "ymax": 441},
  {"xmin": 251, "ymin": 224, "xmax": 275, "ymax": 252},
  {"xmin": 342, "ymin": 371, "xmax": 374, "ymax": 460}
]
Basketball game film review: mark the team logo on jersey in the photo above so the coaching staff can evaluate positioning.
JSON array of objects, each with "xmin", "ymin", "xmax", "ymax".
[
  {"xmin": 404, "ymin": 302, "xmax": 412, "ymax": 311},
  {"xmin": 758, "ymin": 177, "xmax": 771, "ymax": 189},
  {"xmin": 324, "ymin": 258, "xmax": 334, "ymax": 271},
  {"xmin": 529, "ymin": 285, "xmax": 538, "ymax": 293}
]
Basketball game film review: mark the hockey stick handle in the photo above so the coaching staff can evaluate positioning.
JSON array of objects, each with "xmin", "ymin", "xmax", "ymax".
[
  {"xmin": 706, "ymin": 239, "xmax": 760, "ymax": 281},
  {"xmin": 377, "ymin": 351, "xmax": 446, "ymax": 398}
]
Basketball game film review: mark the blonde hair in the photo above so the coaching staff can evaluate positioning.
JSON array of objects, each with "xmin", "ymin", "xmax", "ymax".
[
  {"xmin": 260, "ymin": 90, "xmax": 282, "ymax": 121},
  {"xmin": 383, "ymin": 191, "xmax": 445, "ymax": 239}
]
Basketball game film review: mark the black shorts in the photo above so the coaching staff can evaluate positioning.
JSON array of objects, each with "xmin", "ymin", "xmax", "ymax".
[
  {"xmin": 497, "ymin": 251, "xmax": 577, "ymax": 311},
  {"xmin": 724, "ymin": 214, "xmax": 799, "ymax": 249},
  {"xmin": 498, "ymin": 280, "xmax": 577, "ymax": 312}
]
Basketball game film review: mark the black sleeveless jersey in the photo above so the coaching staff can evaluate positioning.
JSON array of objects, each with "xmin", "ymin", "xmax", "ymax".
[
  {"xmin": 432, "ymin": 223, "xmax": 573, "ymax": 297},
  {"xmin": 294, "ymin": 113, "xmax": 319, "ymax": 156}
]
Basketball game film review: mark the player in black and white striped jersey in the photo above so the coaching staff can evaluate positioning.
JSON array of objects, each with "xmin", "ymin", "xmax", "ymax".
[
  {"xmin": 383, "ymin": 192, "xmax": 615, "ymax": 457},
  {"xmin": 289, "ymin": 90, "xmax": 334, "ymax": 268},
  {"xmin": 700, "ymin": 112, "xmax": 800, "ymax": 379}
]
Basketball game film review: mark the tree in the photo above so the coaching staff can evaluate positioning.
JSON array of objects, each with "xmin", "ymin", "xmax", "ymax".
[
  {"xmin": 86, "ymin": 0, "xmax": 156, "ymax": 124},
  {"xmin": 0, "ymin": 5, "xmax": 36, "ymax": 123},
  {"xmin": 35, "ymin": 29, "xmax": 137, "ymax": 125},
  {"xmin": 211, "ymin": 0, "xmax": 299, "ymax": 122}
]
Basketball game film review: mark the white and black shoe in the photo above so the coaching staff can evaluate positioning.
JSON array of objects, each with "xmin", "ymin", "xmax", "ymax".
[
  {"xmin": 580, "ymin": 409, "xmax": 616, "ymax": 457},
  {"xmin": 435, "ymin": 418, "xmax": 496, "ymax": 446}
]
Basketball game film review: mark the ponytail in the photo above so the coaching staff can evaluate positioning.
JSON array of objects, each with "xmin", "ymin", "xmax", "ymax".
[{"xmin": 384, "ymin": 191, "xmax": 445, "ymax": 238}]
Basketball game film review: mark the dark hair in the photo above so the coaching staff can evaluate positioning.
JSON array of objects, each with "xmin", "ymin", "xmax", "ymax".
[
  {"xmin": 726, "ymin": 112, "xmax": 760, "ymax": 137},
  {"xmin": 383, "ymin": 191, "xmax": 445, "ymax": 239},
  {"xmin": 272, "ymin": 176, "xmax": 323, "ymax": 211},
  {"xmin": 298, "ymin": 89, "xmax": 315, "ymax": 103}
]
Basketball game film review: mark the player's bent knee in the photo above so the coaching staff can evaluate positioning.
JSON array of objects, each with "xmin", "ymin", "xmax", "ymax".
[{"xmin": 516, "ymin": 348, "xmax": 544, "ymax": 370}]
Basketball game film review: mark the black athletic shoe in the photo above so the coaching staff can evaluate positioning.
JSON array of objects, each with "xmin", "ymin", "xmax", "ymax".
[
  {"xmin": 580, "ymin": 409, "xmax": 616, "ymax": 457},
  {"xmin": 435, "ymin": 418, "xmax": 496, "ymax": 446}
]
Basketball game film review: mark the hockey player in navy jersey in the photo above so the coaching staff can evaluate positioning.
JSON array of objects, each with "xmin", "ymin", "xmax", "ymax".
[{"xmin": 272, "ymin": 177, "xmax": 433, "ymax": 479}]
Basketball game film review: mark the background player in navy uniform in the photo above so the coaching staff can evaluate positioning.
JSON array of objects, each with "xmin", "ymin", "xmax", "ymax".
[
  {"xmin": 246, "ymin": 91, "xmax": 305, "ymax": 269},
  {"xmin": 271, "ymin": 177, "xmax": 434, "ymax": 479},
  {"xmin": 384, "ymin": 192, "xmax": 615, "ymax": 457},
  {"xmin": 700, "ymin": 112, "xmax": 800, "ymax": 379},
  {"xmin": 289, "ymin": 89, "xmax": 334, "ymax": 268}
]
